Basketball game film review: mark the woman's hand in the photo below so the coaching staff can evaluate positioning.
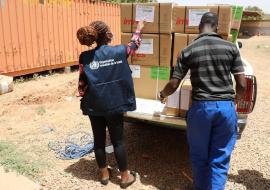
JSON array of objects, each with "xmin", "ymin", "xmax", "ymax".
[{"xmin": 136, "ymin": 20, "xmax": 145, "ymax": 31}]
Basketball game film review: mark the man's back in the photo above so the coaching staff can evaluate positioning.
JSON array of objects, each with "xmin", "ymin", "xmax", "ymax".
[{"xmin": 174, "ymin": 32, "xmax": 244, "ymax": 101}]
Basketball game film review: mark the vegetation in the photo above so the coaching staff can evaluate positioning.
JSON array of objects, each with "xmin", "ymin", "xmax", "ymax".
[
  {"xmin": 0, "ymin": 141, "xmax": 47, "ymax": 178},
  {"xmin": 244, "ymin": 6, "xmax": 263, "ymax": 20}
]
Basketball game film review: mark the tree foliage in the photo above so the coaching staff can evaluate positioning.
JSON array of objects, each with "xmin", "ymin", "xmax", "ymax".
[{"xmin": 243, "ymin": 6, "xmax": 263, "ymax": 20}]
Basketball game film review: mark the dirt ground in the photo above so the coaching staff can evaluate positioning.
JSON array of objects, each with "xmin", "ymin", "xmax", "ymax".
[{"xmin": 0, "ymin": 36, "xmax": 270, "ymax": 190}]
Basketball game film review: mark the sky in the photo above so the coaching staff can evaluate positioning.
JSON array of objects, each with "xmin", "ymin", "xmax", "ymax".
[{"xmin": 158, "ymin": 0, "xmax": 270, "ymax": 14}]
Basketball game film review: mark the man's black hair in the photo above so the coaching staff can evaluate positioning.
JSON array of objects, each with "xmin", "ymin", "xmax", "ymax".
[{"xmin": 200, "ymin": 12, "xmax": 219, "ymax": 27}]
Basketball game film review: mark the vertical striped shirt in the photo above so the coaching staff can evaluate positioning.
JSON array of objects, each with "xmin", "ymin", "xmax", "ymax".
[{"xmin": 173, "ymin": 32, "xmax": 244, "ymax": 101}]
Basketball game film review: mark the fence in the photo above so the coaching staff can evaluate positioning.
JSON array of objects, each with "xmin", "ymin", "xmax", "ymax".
[{"xmin": 0, "ymin": 0, "xmax": 120, "ymax": 76}]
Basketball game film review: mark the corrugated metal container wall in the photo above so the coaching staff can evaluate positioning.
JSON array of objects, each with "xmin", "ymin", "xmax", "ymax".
[{"xmin": 0, "ymin": 0, "xmax": 120, "ymax": 76}]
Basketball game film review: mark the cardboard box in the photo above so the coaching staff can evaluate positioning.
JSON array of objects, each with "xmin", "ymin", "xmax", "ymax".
[
  {"xmin": 179, "ymin": 79, "xmax": 192, "ymax": 118},
  {"xmin": 221, "ymin": 34, "xmax": 233, "ymax": 42},
  {"xmin": 121, "ymin": 3, "xmax": 172, "ymax": 34},
  {"xmin": 121, "ymin": 33, "xmax": 172, "ymax": 67},
  {"xmin": 185, "ymin": 6, "xmax": 219, "ymax": 34},
  {"xmin": 121, "ymin": 33, "xmax": 132, "ymax": 64},
  {"xmin": 130, "ymin": 65, "xmax": 170, "ymax": 99},
  {"xmin": 0, "ymin": 75, "xmax": 14, "ymax": 95},
  {"xmin": 218, "ymin": 6, "xmax": 232, "ymax": 35},
  {"xmin": 164, "ymin": 86, "xmax": 181, "ymax": 117},
  {"xmin": 173, "ymin": 33, "xmax": 188, "ymax": 67},
  {"xmin": 188, "ymin": 34, "xmax": 198, "ymax": 45},
  {"xmin": 172, "ymin": 5, "xmax": 186, "ymax": 33}
]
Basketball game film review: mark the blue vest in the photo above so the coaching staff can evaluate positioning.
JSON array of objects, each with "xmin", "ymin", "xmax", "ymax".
[{"xmin": 79, "ymin": 45, "xmax": 136, "ymax": 116}]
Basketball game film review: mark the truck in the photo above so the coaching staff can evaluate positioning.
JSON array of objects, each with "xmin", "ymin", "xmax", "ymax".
[{"xmin": 124, "ymin": 40, "xmax": 257, "ymax": 139}]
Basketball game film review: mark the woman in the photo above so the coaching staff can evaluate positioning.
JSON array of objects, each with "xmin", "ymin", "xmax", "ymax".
[{"xmin": 77, "ymin": 20, "xmax": 144, "ymax": 188}]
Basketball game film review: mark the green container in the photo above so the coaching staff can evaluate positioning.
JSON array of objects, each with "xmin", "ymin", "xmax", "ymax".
[
  {"xmin": 232, "ymin": 6, "xmax": 244, "ymax": 21},
  {"xmin": 231, "ymin": 6, "xmax": 244, "ymax": 30},
  {"xmin": 231, "ymin": 29, "xmax": 239, "ymax": 43}
]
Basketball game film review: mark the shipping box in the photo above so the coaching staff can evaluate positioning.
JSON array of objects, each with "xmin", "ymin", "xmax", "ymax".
[
  {"xmin": 121, "ymin": 3, "xmax": 173, "ymax": 34},
  {"xmin": 164, "ymin": 79, "xmax": 192, "ymax": 117},
  {"xmin": 121, "ymin": 33, "xmax": 172, "ymax": 67},
  {"xmin": 185, "ymin": 6, "xmax": 218, "ymax": 34},
  {"xmin": 188, "ymin": 34, "xmax": 198, "ymax": 45},
  {"xmin": 0, "ymin": 75, "xmax": 14, "ymax": 95},
  {"xmin": 218, "ymin": 6, "xmax": 232, "ymax": 35},
  {"xmin": 164, "ymin": 86, "xmax": 181, "ymax": 116},
  {"xmin": 172, "ymin": 6, "xmax": 186, "ymax": 33},
  {"xmin": 130, "ymin": 65, "xmax": 170, "ymax": 99},
  {"xmin": 179, "ymin": 79, "xmax": 192, "ymax": 118},
  {"xmin": 172, "ymin": 33, "xmax": 188, "ymax": 67}
]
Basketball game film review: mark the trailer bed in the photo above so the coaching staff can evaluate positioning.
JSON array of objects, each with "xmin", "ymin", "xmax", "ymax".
[{"xmin": 124, "ymin": 98, "xmax": 187, "ymax": 129}]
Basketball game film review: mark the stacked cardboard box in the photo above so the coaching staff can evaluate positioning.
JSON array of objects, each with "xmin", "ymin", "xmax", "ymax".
[
  {"xmin": 121, "ymin": 3, "xmax": 234, "ymax": 117},
  {"xmin": 121, "ymin": 3, "xmax": 173, "ymax": 100}
]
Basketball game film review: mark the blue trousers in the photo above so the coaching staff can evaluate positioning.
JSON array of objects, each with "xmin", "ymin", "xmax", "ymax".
[{"xmin": 187, "ymin": 101, "xmax": 237, "ymax": 190}]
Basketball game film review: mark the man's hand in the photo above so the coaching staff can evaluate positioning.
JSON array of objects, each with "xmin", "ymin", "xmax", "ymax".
[
  {"xmin": 158, "ymin": 91, "xmax": 167, "ymax": 104},
  {"xmin": 136, "ymin": 20, "xmax": 145, "ymax": 31},
  {"xmin": 158, "ymin": 78, "xmax": 181, "ymax": 104}
]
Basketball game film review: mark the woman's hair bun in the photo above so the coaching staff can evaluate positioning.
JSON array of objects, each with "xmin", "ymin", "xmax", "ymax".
[{"xmin": 77, "ymin": 26, "xmax": 98, "ymax": 47}]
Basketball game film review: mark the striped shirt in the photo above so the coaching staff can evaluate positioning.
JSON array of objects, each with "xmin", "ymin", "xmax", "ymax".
[{"xmin": 173, "ymin": 32, "xmax": 244, "ymax": 101}]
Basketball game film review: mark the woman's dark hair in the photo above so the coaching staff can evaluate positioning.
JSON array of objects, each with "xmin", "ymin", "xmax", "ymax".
[{"xmin": 77, "ymin": 21, "xmax": 113, "ymax": 47}]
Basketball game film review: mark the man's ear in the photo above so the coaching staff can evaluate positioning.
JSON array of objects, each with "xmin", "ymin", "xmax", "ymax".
[{"xmin": 199, "ymin": 23, "xmax": 202, "ymax": 32}]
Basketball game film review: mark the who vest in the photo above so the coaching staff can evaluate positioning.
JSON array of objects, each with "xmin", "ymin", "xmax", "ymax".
[{"xmin": 79, "ymin": 45, "xmax": 136, "ymax": 116}]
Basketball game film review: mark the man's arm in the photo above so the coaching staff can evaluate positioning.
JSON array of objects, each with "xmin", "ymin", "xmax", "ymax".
[
  {"xmin": 159, "ymin": 78, "xmax": 181, "ymax": 103},
  {"xmin": 159, "ymin": 52, "xmax": 189, "ymax": 103},
  {"xmin": 234, "ymin": 74, "xmax": 247, "ymax": 97},
  {"xmin": 231, "ymin": 45, "xmax": 247, "ymax": 97}
]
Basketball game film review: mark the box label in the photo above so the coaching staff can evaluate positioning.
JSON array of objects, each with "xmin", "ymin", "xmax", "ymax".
[
  {"xmin": 136, "ymin": 39, "xmax": 153, "ymax": 54},
  {"xmin": 150, "ymin": 67, "xmax": 170, "ymax": 80},
  {"xmin": 135, "ymin": 5, "xmax": 155, "ymax": 22},
  {"xmin": 130, "ymin": 65, "xmax": 141, "ymax": 78},
  {"xmin": 188, "ymin": 9, "xmax": 209, "ymax": 26}
]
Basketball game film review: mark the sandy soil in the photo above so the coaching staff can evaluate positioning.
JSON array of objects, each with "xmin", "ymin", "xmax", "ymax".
[{"xmin": 0, "ymin": 36, "xmax": 270, "ymax": 190}]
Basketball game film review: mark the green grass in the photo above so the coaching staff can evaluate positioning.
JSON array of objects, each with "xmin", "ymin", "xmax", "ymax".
[
  {"xmin": 0, "ymin": 141, "xmax": 47, "ymax": 178},
  {"xmin": 36, "ymin": 106, "xmax": 46, "ymax": 115}
]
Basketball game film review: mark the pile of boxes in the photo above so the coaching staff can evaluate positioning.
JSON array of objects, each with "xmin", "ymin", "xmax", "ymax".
[{"xmin": 120, "ymin": 3, "xmax": 234, "ymax": 117}]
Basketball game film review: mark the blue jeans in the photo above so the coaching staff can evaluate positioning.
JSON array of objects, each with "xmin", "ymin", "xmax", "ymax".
[{"xmin": 187, "ymin": 101, "xmax": 237, "ymax": 190}]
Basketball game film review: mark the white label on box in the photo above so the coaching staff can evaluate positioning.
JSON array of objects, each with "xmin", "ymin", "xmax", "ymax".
[
  {"xmin": 167, "ymin": 88, "xmax": 180, "ymax": 109},
  {"xmin": 136, "ymin": 39, "xmax": 153, "ymax": 54},
  {"xmin": 135, "ymin": 5, "xmax": 155, "ymax": 23},
  {"xmin": 188, "ymin": 9, "xmax": 209, "ymax": 26},
  {"xmin": 130, "ymin": 65, "xmax": 141, "ymax": 78},
  {"xmin": 0, "ymin": 81, "xmax": 8, "ymax": 94},
  {"xmin": 180, "ymin": 89, "xmax": 191, "ymax": 110}
]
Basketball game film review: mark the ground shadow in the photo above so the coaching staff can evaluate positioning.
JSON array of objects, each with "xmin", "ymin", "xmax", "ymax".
[
  {"xmin": 123, "ymin": 122, "xmax": 193, "ymax": 190},
  {"xmin": 229, "ymin": 169, "xmax": 270, "ymax": 190},
  {"xmin": 65, "ymin": 122, "xmax": 193, "ymax": 190}
]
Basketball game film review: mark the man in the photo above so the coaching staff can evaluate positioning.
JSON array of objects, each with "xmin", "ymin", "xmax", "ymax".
[{"xmin": 159, "ymin": 12, "xmax": 246, "ymax": 190}]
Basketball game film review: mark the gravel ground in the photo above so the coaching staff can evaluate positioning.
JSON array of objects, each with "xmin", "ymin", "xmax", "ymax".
[{"xmin": 0, "ymin": 36, "xmax": 269, "ymax": 190}]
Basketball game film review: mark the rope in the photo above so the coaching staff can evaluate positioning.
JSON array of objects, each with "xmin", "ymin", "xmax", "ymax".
[{"xmin": 48, "ymin": 131, "xmax": 94, "ymax": 160}]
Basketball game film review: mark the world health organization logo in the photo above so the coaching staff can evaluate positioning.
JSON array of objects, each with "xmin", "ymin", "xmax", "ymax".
[{"xmin": 89, "ymin": 61, "xmax": 99, "ymax": 70}]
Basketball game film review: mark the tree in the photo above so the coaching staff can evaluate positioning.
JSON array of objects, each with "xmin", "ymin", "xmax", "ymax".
[
  {"xmin": 245, "ymin": 6, "xmax": 263, "ymax": 12},
  {"xmin": 244, "ymin": 6, "xmax": 263, "ymax": 20}
]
